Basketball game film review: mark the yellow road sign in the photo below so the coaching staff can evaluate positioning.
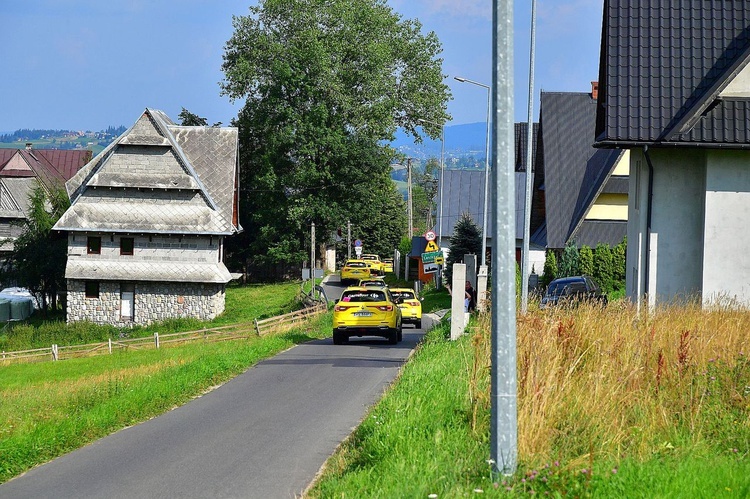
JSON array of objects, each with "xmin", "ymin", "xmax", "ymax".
[{"xmin": 425, "ymin": 240, "xmax": 439, "ymax": 252}]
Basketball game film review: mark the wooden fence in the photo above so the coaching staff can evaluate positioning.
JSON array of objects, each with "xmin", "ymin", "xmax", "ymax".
[
  {"xmin": 1, "ymin": 304, "xmax": 328, "ymax": 366},
  {"xmin": 254, "ymin": 301, "xmax": 327, "ymax": 336}
]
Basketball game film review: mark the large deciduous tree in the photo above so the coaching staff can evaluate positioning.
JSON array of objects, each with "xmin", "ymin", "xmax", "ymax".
[{"xmin": 220, "ymin": 0, "xmax": 450, "ymax": 279}]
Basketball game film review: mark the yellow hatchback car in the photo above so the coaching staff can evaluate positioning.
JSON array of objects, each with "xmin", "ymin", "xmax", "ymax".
[
  {"xmin": 340, "ymin": 259, "xmax": 370, "ymax": 285},
  {"xmin": 382, "ymin": 258, "xmax": 394, "ymax": 273},
  {"xmin": 333, "ymin": 287, "xmax": 403, "ymax": 344},
  {"xmin": 361, "ymin": 254, "xmax": 384, "ymax": 276},
  {"xmin": 390, "ymin": 288, "xmax": 423, "ymax": 329}
]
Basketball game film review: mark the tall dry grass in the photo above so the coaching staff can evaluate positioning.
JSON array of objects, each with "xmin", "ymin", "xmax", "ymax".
[{"xmin": 471, "ymin": 300, "xmax": 750, "ymax": 467}]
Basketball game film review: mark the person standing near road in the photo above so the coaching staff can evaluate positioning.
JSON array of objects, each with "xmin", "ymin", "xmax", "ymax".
[{"xmin": 465, "ymin": 280, "xmax": 476, "ymax": 312}]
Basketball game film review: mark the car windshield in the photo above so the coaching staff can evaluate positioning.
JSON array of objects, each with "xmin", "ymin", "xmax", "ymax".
[
  {"xmin": 547, "ymin": 280, "xmax": 578, "ymax": 296},
  {"xmin": 391, "ymin": 290, "xmax": 415, "ymax": 300},
  {"xmin": 341, "ymin": 290, "xmax": 386, "ymax": 302},
  {"xmin": 360, "ymin": 280, "xmax": 385, "ymax": 286},
  {"xmin": 345, "ymin": 261, "xmax": 367, "ymax": 268}
]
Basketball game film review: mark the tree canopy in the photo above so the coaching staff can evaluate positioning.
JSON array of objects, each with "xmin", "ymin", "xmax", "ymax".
[{"xmin": 220, "ymin": 0, "xmax": 451, "ymax": 278}]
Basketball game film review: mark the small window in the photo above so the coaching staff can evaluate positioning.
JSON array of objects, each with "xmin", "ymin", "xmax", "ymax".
[
  {"xmin": 85, "ymin": 281, "xmax": 100, "ymax": 299},
  {"xmin": 87, "ymin": 236, "xmax": 101, "ymax": 255},
  {"xmin": 120, "ymin": 237, "xmax": 134, "ymax": 255}
]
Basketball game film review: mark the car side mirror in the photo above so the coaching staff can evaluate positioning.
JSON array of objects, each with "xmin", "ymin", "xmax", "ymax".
[{"xmin": 334, "ymin": 299, "xmax": 340, "ymax": 304}]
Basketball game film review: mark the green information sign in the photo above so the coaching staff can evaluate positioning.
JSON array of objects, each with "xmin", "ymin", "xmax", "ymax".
[{"xmin": 421, "ymin": 250, "xmax": 443, "ymax": 264}]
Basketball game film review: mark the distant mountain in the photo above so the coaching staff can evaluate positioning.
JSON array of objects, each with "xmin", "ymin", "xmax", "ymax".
[{"xmin": 390, "ymin": 122, "xmax": 489, "ymax": 161}]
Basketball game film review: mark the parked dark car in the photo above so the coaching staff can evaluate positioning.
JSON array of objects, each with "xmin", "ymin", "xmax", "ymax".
[{"xmin": 540, "ymin": 276, "xmax": 607, "ymax": 309}]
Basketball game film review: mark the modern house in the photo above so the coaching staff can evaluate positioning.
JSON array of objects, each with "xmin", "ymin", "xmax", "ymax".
[
  {"xmin": 0, "ymin": 146, "xmax": 91, "ymax": 255},
  {"xmin": 535, "ymin": 86, "xmax": 629, "ymax": 252},
  {"xmin": 53, "ymin": 108, "xmax": 241, "ymax": 325},
  {"xmin": 595, "ymin": 2, "xmax": 750, "ymax": 308}
]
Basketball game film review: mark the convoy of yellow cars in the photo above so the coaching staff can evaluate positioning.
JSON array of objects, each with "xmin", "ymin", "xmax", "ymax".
[{"xmin": 335, "ymin": 253, "xmax": 425, "ymax": 344}]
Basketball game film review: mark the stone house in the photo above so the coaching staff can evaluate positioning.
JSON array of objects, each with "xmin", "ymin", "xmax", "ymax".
[
  {"xmin": 0, "ymin": 146, "xmax": 91, "ymax": 255},
  {"xmin": 53, "ymin": 108, "xmax": 241, "ymax": 325},
  {"xmin": 595, "ymin": 2, "xmax": 750, "ymax": 308}
]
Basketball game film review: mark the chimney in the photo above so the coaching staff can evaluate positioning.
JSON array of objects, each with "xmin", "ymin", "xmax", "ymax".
[
  {"xmin": 591, "ymin": 81, "xmax": 599, "ymax": 100},
  {"xmin": 25, "ymin": 143, "xmax": 32, "ymax": 150}
]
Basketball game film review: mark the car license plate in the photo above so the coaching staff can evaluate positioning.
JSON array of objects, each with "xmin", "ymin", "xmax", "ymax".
[{"xmin": 353, "ymin": 311, "xmax": 373, "ymax": 317}]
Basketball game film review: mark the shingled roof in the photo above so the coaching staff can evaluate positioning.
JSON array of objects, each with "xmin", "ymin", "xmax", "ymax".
[
  {"xmin": 541, "ymin": 91, "xmax": 625, "ymax": 249},
  {"xmin": 595, "ymin": 1, "xmax": 750, "ymax": 147},
  {"xmin": 55, "ymin": 108, "xmax": 241, "ymax": 235},
  {"xmin": 0, "ymin": 148, "xmax": 91, "ymax": 219}
]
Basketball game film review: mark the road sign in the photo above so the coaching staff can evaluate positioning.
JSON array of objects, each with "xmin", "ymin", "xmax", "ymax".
[
  {"xmin": 421, "ymin": 250, "xmax": 443, "ymax": 264},
  {"xmin": 424, "ymin": 240, "xmax": 439, "ymax": 252},
  {"xmin": 425, "ymin": 230, "xmax": 436, "ymax": 241},
  {"xmin": 423, "ymin": 262, "xmax": 439, "ymax": 274},
  {"xmin": 354, "ymin": 246, "xmax": 362, "ymax": 257},
  {"xmin": 354, "ymin": 239, "xmax": 362, "ymax": 247}
]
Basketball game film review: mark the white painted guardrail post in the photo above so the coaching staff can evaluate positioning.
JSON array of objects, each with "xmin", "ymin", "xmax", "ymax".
[
  {"xmin": 108, "ymin": 338, "xmax": 112, "ymax": 354},
  {"xmin": 154, "ymin": 332, "xmax": 160, "ymax": 349},
  {"xmin": 51, "ymin": 344, "xmax": 58, "ymax": 361}
]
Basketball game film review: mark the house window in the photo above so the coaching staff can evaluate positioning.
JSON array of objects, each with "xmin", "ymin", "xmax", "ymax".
[
  {"xmin": 85, "ymin": 281, "xmax": 100, "ymax": 299},
  {"xmin": 87, "ymin": 236, "xmax": 101, "ymax": 255},
  {"xmin": 120, "ymin": 237, "xmax": 134, "ymax": 255}
]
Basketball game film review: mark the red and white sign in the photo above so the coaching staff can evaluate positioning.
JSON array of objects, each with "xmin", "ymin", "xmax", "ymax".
[{"xmin": 424, "ymin": 230, "xmax": 436, "ymax": 241}]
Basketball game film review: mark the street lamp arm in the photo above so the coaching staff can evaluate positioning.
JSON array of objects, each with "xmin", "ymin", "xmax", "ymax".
[{"xmin": 454, "ymin": 76, "xmax": 490, "ymax": 89}]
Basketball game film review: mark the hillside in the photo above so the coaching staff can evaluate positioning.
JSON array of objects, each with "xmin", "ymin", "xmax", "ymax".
[{"xmin": 0, "ymin": 127, "xmax": 126, "ymax": 156}]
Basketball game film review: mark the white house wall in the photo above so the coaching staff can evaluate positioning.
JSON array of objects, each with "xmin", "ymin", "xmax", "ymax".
[
  {"xmin": 627, "ymin": 148, "xmax": 705, "ymax": 307},
  {"xmin": 702, "ymin": 150, "xmax": 750, "ymax": 306}
]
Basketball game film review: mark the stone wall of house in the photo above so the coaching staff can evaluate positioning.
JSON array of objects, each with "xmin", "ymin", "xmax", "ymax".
[{"xmin": 66, "ymin": 280, "xmax": 225, "ymax": 327}]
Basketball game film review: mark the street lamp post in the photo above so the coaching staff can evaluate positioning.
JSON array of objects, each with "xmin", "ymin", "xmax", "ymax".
[
  {"xmin": 454, "ymin": 76, "xmax": 491, "ymax": 267},
  {"xmin": 417, "ymin": 118, "xmax": 445, "ymax": 248}
]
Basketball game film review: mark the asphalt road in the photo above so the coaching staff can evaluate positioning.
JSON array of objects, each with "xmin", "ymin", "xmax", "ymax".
[{"xmin": 0, "ymin": 276, "xmax": 429, "ymax": 499}]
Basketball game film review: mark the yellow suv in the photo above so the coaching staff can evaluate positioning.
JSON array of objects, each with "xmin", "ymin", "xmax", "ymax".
[
  {"xmin": 360, "ymin": 254, "xmax": 384, "ymax": 276},
  {"xmin": 390, "ymin": 287, "xmax": 423, "ymax": 329},
  {"xmin": 333, "ymin": 287, "xmax": 403, "ymax": 344},
  {"xmin": 340, "ymin": 259, "xmax": 370, "ymax": 285}
]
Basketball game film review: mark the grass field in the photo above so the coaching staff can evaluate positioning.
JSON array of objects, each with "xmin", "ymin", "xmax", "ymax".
[{"xmin": 307, "ymin": 300, "xmax": 750, "ymax": 497}]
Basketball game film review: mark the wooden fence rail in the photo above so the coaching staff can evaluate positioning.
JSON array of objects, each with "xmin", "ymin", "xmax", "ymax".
[
  {"xmin": 254, "ymin": 302, "xmax": 327, "ymax": 336},
  {"xmin": 1, "ymin": 303, "xmax": 328, "ymax": 366}
]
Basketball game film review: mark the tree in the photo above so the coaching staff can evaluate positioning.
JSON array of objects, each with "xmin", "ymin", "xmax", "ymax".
[
  {"xmin": 594, "ymin": 243, "xmax": 615, "ymax": 293},
  {"xmin": 0, "ymin": 184, "xmax": 69, "ymax": 315},
  {"xmin": 559, "ymin": 240, "xmax": 580, "ymax": 277},
  {"xmin": 220, "ymin": 0, "xmax": 451, "ymax": 279},
  {"xmin": 178, "ymin": 108, "xmax": 208, "ymax": 126},
  {"xmin": 445, "ymin": 212, "xmax": 481, "ymax": 283},
  {"xmin": 542, "ymin": 249, "xmax": 558, "ymax": 287},
  {"xmin": 579, "ymin": 245, "xmax": 595, "ymax": 277}
]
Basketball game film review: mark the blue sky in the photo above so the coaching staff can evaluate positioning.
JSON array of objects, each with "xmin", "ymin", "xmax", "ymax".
[{"xmin": 0, "ymin": 0, "xmax": 603, "ymax": 133}]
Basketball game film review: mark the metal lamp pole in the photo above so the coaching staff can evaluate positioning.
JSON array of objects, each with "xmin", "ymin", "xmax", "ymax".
[
  {"xmin": 417, "ymin": 118, "xmax": 445, "ymax": 247},
  {"xmin": 454, "ymin": 76, "xmax": 491, "ymax": 266}
]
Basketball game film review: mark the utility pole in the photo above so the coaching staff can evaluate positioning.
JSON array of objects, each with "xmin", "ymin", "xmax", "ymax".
[
  {"xmin": 407, "ymin": 158, "xmax": 413, "ymax": 238},
  {"xmin": 311, "ymin": 222, "xmax": 316, "ymax": 299},
  {"xmin": 347, "ymin": 220, "xmax": 351, "ymax": 260}
]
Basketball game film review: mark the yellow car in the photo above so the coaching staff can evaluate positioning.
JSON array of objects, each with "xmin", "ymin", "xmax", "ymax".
[
  {"xmin": 382, "ymin": 258, "xmax": 394, "ymax": 273},
  {"xmin": 333, "ymin": 286, "xmax": 403, "ymax": 344},
  {"xmin": 358, "ymin": 278, "xmax": 387, "ymax": 288},
  {"xmin": 361, "ymin": 254, "xmax": 384, "ymax": 276},
  {"xmin": 340, "ymin": 259, "xmax": 370, "ymax": 285},
  {"xmin": 390, "ymin": 287, "xmax": 422, "ymax": 329}
]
